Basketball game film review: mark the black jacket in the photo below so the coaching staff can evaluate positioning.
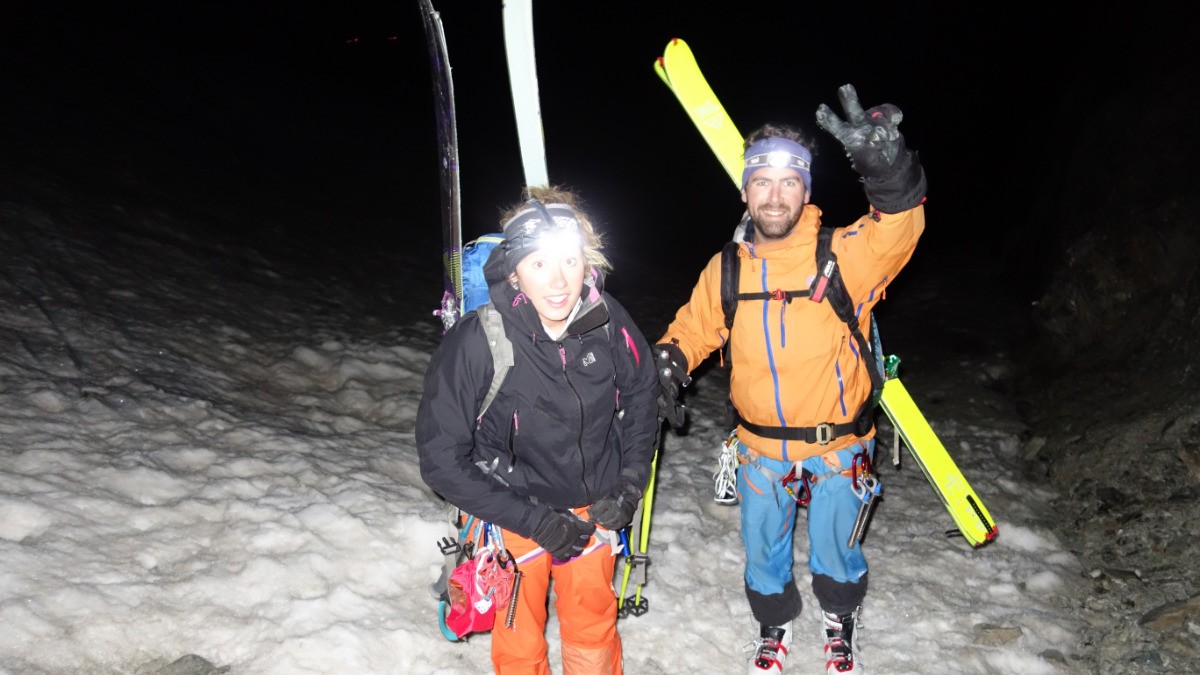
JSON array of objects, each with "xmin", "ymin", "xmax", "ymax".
[{"xmin": 416, "ymin": 246, "xmax": 659, "ymax": 538}]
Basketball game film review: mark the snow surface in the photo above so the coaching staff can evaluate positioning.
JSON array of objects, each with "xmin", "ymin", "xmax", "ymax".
[{"xmin": 0, "ymin": 198, "xmax": 1085, "ymax": 674}]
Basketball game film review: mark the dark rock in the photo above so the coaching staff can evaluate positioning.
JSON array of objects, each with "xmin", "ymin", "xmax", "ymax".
[
  {"xmin": 1139, "ymin": 594, "xmax": 1200, "ymax": 632},
  {"xmin": 137, "ymin": 654, "xmax": 230, "ymax": 675}
]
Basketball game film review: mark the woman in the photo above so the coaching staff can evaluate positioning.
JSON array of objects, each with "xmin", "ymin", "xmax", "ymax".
[{"xmin": 417, "ymin": 186, "xmax": 659, "ymax": 674}]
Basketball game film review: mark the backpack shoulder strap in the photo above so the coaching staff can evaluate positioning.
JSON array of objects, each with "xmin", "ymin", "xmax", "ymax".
[
  {"xmin": 810, "ymin": 227, "xmax": 845, "ymax": 315},
  {"xmin": 719, "ymin": 240, "xmax": 741, "ymax": 330},
  {"xmin": 476, "ymin": 302, "xmax": 514, "ymax": 419},
  {"xmin": 811, "ymin": 229, "xmax": 884, "ymax": 392}
]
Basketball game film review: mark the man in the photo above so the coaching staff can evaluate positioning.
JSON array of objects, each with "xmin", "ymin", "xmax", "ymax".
[{"xmin": 654, "ymin": 84, "xmax": 926, "ymax": 674}]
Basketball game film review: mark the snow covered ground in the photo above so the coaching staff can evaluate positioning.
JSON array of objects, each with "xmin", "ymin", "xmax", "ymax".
[{"xmin": 0, "ymin": 185, "xmax": 1088, "ymax": 674}]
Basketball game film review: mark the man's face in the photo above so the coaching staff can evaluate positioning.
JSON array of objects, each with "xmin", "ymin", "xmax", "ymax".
[{"xmin": 741, "ymin": 167, "xmax": 809, "ymax": 240}]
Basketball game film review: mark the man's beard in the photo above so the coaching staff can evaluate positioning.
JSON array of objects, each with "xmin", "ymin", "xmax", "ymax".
[{"xmin": 750, "ymin": 204, "xmax": 800, "ymax": 241}]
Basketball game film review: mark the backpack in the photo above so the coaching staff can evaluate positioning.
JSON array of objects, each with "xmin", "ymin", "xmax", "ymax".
[
  {"xmin": 460, "ymin": 234, "xmax": 505, "ymax": 315},
  {"xmin": 450, "ymin": 232, "xmax": 512, "ymax": 420},
  {"xmin": 719, "ymin": 225, "xmax": 885, "ymax": 444}
]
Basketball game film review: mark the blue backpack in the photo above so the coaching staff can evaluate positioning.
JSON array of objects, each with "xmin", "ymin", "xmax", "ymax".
[{"xmin": 460, "ymin": 234, "xmax": 504, "ymax": 315}]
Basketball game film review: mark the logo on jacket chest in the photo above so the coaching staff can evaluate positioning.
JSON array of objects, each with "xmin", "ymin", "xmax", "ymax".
[{"xmin": 581, "ymin": 352, "xmax": 596, "ymax": 367}]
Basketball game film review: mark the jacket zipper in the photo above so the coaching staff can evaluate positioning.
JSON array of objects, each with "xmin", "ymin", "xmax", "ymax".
[
  {"xmin": 507, "ymin": 409, "xmax": 520, "ymax": 467},
  {"xmin": 559, "ymin": 342, "xmax": 591, "ymax": 502}
]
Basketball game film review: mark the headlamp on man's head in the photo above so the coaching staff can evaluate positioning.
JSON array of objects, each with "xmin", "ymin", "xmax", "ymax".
[
  {"xmin": 741, "ymin": 137, "xmax": 814, "ymax": 193},
  {"xmin": 762, "ymin": 150, "xmax": 809, "ymax": 170}
]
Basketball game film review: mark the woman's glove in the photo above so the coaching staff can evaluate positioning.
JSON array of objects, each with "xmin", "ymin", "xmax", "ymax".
[
  {"xmin": 530, "ymin": 508, "xmax": 596, "ymax": 561},
  {"xmin": 588, "ymin": 479, "xmax": 643, "ymax": 531}
]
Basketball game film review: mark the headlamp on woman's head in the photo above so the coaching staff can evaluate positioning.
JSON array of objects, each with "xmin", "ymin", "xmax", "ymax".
[
  {"xmin": 501, "ymin": 200, "xmax": 584, "ymax": 275},
  {"xmin": 523, "ymin": 227, "xmax": 583, "ymax": 258}
]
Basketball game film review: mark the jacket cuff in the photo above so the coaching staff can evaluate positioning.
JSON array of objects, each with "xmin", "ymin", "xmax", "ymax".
[{"xmin": 863, "ymin": 150, "xmax": 927, "ymax": 214}]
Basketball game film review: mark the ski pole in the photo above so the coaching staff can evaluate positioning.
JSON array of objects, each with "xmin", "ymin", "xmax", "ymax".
[
  {"xmin": 619, "ymin": 416, "xmax": 664, "ymax": 616},
  {"xmin": 632, "ymin": 445, "xmax": 658, "ymax": 606},
  {"xmin": 618, "ymin": 518, "xmax": 637, "ymax": 603},
  {"xmin": 618, "ymin": 462, "xmax": 650, "ymax": 603}
]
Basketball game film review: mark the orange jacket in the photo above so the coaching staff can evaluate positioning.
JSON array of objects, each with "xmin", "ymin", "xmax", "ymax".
[{"xmin": 660, "ymin": 203, "xmax": 924, "ymax": 462}]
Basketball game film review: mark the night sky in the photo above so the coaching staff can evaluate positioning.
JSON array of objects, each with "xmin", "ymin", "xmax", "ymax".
[{"xmin": 3, "ymin": 2, "xmax": 1192, "ymax": 295}]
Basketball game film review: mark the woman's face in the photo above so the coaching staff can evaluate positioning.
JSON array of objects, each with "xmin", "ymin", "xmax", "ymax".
[{"xmin": 512, "ymin": 237, "xmax": 586, "ymax": 336}]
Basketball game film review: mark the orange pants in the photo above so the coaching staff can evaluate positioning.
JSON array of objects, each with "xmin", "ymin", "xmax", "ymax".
[{"xmin": 487, "ymin": 508, "xmax": 623, "ymax": 675}]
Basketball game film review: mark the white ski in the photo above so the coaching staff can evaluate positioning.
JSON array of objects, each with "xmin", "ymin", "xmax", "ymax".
[{"xmin": 502, "ymin": 0, "xmax": 549, "ymax": 188}]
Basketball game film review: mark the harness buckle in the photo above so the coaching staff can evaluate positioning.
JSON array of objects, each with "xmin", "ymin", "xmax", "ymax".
[
  {"xmin": 815, "ymin": 423, "xmax": 834, "ymax": 445},
  {"xmin": 770, "ymin": 289, "xmax": 788, "ymax": 302}
]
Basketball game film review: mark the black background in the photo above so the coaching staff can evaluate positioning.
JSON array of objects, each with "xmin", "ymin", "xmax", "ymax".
[{"xmin": 3, "ymin": 1, "xmax": 1192, "ymax": 295}]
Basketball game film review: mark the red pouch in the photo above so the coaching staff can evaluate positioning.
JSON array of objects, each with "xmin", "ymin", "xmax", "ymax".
[{"xmin": 443, "ymin": 549, "xmax": 515, "ymax": 639}]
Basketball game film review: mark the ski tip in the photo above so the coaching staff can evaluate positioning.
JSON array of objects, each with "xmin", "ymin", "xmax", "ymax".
[{"xmin": 654, "ymin": 57, "xmax": 669, "ymax": 86}]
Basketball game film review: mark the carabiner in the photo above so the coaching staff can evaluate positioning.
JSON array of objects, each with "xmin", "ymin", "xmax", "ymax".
[
  {"xmin": 780, "ymin": 465, "xmax": 811, "ymax": 506},
  {"xmin": 850, "ymin": 451, "xmax": 879, "ymax": 504}
]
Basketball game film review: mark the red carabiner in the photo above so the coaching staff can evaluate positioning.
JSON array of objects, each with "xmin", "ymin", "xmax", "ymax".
[
  {"xmin": 780, "ymin": 465, "xmax": 811, "ymax": 506},
  {"xmin": 851, "ymin": 450, "xmax": 874, "ymax": 488}
]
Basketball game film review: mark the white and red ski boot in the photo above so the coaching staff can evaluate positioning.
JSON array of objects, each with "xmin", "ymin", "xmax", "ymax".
[
  {"xmin": 823, "ymin": 607, "xmax": 862, "ymax": 674},
  {"xmin": 747, "ymin": 622, "xmax": 791, "ymax": 674}
]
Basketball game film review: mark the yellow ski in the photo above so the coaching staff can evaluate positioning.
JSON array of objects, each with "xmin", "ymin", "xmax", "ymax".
[
  {"xmin": 879, "ymin": 378, "xmax": 997, "ymax": 546},
  {"xmin": 654, "ymin": 37, "xmax": 997, "ymax": 547},
  {"xmin": 654, "ymin": 38, "xmax": 744, "ymax": 188}
]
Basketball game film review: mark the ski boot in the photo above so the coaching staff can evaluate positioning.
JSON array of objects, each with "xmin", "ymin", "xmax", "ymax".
[
  {"xmin": 823, "ymin": 607, "xmax": 862, "ymax": 674},
  {"xmin": 746, "ymin": 622, "xmax": 791, "ymax": 674}
]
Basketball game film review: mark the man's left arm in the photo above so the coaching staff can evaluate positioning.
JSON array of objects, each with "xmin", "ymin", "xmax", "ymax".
[{"xmin": 816, "ymin": 83, "xmax": 928, "ymax": 285}]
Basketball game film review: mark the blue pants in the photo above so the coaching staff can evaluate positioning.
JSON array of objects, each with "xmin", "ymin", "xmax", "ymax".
[{"xmin": 737, "ymin": 439, "xmax": 874, "ymax": 624}]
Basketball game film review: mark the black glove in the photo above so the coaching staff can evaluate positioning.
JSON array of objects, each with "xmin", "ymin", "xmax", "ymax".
[
  {"xmin": 588, "ymin": 479, "xmax": 643, "ymax": 531},
  {"xmin": 530, "ymin": 509, "xmax": 596, "ymax": 561},
  {"xmin": 815, "ymin": 84, "xmax": 927, "ymax": 213},
  {"xmin": 653, "ymin": 342, "xmax": 691, "ymax": 429}
]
